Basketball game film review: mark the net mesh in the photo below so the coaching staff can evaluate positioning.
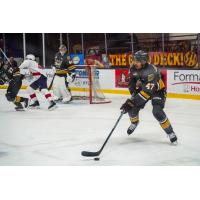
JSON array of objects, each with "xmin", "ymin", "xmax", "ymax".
[{"xmin": 70, "ymin": 65, "xmax": 111, "ymax": 104}]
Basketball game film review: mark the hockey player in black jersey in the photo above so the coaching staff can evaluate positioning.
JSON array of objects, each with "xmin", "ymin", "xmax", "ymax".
[
  {"xmin": 0, "ymin": 60, "xmax": 29, "ymax": 111},
  {"xmin": 52, "ymin": 44, "xmax": 76, "ymax": 103},
  {"xmin": 120, "ymin": 50, "xmax": 177, "ymax": 143}
]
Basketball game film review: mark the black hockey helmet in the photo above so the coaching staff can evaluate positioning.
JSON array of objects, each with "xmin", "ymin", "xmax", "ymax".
[{"xmin": 134, "ymin": 50, "xmax": 149, "ymax": 63}]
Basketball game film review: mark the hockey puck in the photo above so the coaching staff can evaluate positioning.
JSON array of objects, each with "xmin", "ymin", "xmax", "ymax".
[{"xmin": 94, "ymin": 157, "xmax": 100, "ymax": 161}]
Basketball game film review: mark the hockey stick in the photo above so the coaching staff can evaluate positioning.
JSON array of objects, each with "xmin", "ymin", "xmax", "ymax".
[
  {"xmin": 81, "ymin": 111, "xmax": 124, "ymax": 157},
  {"xmin": 0, "ymin": 48, "xmax": 12, "ymax": 65},
  {"xmin": 48, "ymin": 63, "xmax": 98, "ymax": 91},
  {"xmin": 48, "ymin": 67, "xmax": 73, "ymax": 90},
  {"xmin": 48, "ymin": 73, "xmax": 56, "ymax": 90}
]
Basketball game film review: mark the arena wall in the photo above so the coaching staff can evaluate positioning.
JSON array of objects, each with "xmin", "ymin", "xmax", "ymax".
[{"xmin": 0, "ymin": 68, "xmax": 200, "ymax": 100}]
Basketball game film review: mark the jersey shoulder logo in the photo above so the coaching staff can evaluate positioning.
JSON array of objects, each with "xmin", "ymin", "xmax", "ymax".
[{"xmin": 148, "ymin": 74, "xmax": 155, "ymax": 82}]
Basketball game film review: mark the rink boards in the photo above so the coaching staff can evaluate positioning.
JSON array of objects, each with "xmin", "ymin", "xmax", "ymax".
[{"xmin": 0, "ymin": 68, "xmax": 200, "ymax": 100}]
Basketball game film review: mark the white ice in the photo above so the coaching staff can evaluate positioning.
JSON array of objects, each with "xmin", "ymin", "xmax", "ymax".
[{"xmin": 0, "ymin": 90, "xmax": 200, "ymax": 166}]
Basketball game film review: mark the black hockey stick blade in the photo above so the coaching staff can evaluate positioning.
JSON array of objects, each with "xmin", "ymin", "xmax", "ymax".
[
  {"xmin": 81, "ymin": 151, "xmax": 100, "ymax": 157},
  {"xmin": 81, "ymin": 111, "xmax": 124, "ymax": 158}
]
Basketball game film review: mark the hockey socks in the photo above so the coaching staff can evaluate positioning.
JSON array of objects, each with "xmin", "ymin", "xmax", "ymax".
[{"xmin": 127, "ymin": 116, "xmax": 139, "ymax": 135}]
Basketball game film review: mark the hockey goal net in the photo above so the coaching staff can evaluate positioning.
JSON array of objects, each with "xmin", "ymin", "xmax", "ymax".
[{"xmin": 70, "ymin": 65, "xmax": 111, "ymax": 104}]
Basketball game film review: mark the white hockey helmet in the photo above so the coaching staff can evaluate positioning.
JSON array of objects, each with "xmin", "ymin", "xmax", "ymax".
[
  {"xmin": 26, "ymin": 54, "xmax": 36, "ymax": 61},
  {"xmin": 59, "ymin": 44, "xmax": 67, "ymax": 54}
]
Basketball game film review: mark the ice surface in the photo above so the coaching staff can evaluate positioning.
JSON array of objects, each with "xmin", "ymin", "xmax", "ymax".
[{"xmin": 0, "ymin": 90, "xmax": 200, "ymax": 166}]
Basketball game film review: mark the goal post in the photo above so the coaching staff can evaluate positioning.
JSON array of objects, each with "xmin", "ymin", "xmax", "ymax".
[{"xmin": 70, "ymin": 64, "xmax": 111, "ymax": 104}]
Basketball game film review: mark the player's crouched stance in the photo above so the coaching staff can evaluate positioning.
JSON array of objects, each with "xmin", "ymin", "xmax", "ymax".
[
  {"xmin": 19, "ymin": 54, "xmax": 57, "ymax": 110},
  {"xmin": 120, "ymin": 50, "xmax": 177, "ymax": 144},
  {"xmin": 0, "ymin": 58, "xmax": 29, "ymax": 111}
]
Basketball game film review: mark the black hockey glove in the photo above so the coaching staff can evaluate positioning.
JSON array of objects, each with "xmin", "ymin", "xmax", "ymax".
[{"xmin": 120, "ymin": 98, "xmax": 135, "ymax": 114}]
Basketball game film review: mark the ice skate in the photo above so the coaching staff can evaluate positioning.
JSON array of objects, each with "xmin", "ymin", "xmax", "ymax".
[
  {"xmin": 15, "ymin": 102, "xmax": 24, "ymax": 111},
  {"xmin": 127, "ymin": 123, "xmax": 138, "ymax": 135},
  {"xmin": 168, "ymin": 132, "xmax": 178, "ymax": 144},
  {"xmin": 48, "ymin": 100, "xmax": 57, "ymax": 110},
  {"xmin": 29, "ymin": 100, "xmax": 40, "ymax": 109}
]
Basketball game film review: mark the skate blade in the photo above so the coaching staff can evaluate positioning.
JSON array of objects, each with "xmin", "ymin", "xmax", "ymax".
[
  {"xmin": 28, "ymin": 106, "xmax": 40, "ymax": 109},
  {"xmin": 171, "ymin": 141, "xmax": 178, "ymax": 145},
  {"xmin": 15, "ymin": 109, "xmax": 25, "ymax": 111}
]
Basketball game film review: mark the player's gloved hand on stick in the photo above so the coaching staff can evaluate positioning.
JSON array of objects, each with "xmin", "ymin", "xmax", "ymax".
[
  {"xmin": 67, "ymin": 73, "xmax": 76, "ymax": 83},
  {"xmin": 71, "ymin": 73, "xmax": 76, "ymax": 82},
  {"xmin": 120, "ymin": 98, "xmax": 135, "ymax": 114}
]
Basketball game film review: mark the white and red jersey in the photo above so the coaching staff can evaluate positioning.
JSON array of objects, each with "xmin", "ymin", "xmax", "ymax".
[
  {"xmin": 19, "ymin": 60, "xmax": 45, "ymax": 76},
  {"xmin": 19, "ymin": 60, "xmax": 46, "ymax": 81}
]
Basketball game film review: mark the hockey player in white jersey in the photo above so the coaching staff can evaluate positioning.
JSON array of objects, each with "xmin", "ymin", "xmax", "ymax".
[{"xmin": 19, "ymin": 54, "xmax": 57, "ymax": 110}]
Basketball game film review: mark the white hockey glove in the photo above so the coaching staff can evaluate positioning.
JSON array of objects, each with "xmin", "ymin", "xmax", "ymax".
[
  {"xmin": 67, "ymin": 73, "xmax": 76, "ymax": 83},
  {"xmin": 52, "ymin": 66, "xmax": 56, "ymax": 73}
]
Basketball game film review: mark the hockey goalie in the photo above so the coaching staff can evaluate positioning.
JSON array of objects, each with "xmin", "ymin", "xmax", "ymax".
[{"xmin": 52, "ymin": 45, "xmax": 76, "ymax": 103}]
